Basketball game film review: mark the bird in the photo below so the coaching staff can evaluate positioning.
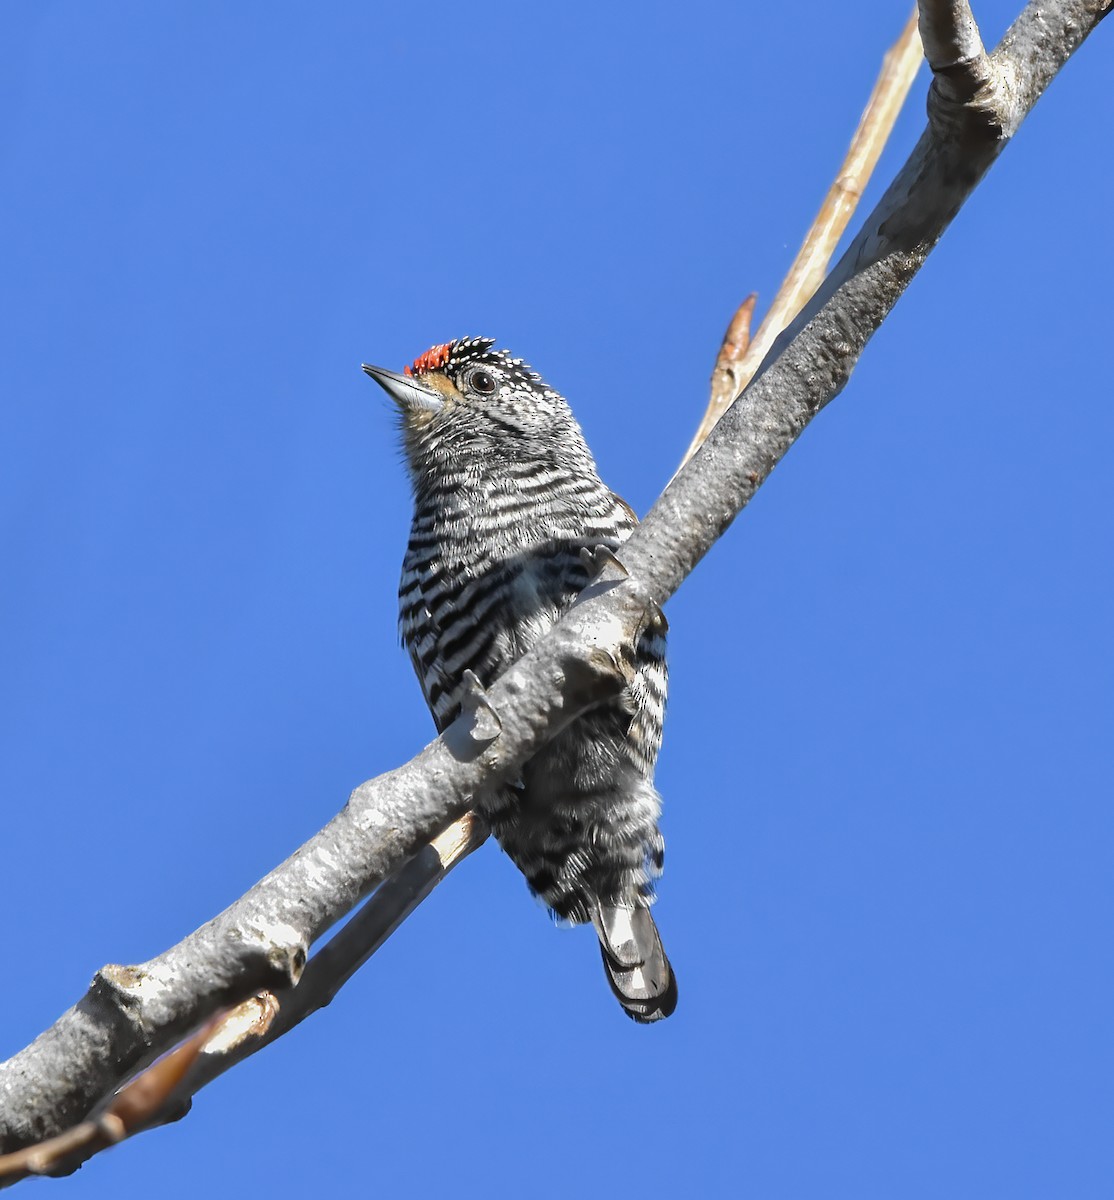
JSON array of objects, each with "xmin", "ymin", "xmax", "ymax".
[{"xmin": 363, "ymin": 337, "xmax": 677, "ymax": 1022}]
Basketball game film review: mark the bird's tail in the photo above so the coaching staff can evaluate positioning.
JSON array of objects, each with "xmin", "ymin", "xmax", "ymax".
[{"xmin": 592, "ymin": 900, "xmax": 678, "ymax": 1024}]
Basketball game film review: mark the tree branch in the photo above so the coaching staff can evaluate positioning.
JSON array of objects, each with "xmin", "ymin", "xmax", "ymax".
[
  {"xmin": 1, "ymin": 0, "xmax": 1108, "ymax": 1176},
  {"xmin": 174, "ymin": 810, "xmax": 491, "ymax": 1102}
]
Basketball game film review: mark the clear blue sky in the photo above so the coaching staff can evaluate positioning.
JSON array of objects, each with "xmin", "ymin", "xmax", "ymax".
[{"xmin": 2, "ymin": 2, "xmax": 1111, "ymax": 1196}]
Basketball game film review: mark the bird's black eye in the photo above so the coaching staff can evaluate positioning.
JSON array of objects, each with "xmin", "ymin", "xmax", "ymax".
[{"xmin": 470, "ymin": 369, "xmax": 497, "ymax": 395}]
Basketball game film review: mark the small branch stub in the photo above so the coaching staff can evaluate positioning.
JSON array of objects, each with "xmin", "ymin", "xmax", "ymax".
[
  {"xmin": 919, "ymin": 0, "xmax": 989, "ymax": 78},
  {"xmin": 918, "ymin": 0, "xmax": 998, "ymax": 134},
  {"xmin": 246, "ymin": 921, "xmax": 308, "ymax": 988}
]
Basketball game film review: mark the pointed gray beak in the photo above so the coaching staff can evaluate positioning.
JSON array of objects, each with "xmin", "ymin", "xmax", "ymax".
[{"xmin": 361, "ymin": 363, "xmax": 444, "ymax": 415}]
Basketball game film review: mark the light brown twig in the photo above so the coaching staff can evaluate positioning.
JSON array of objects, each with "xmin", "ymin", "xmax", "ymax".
[
  {"xmin": 679, "ymin": 8, "xmax": 924, "ymax": 467},
  {"xmin": 0, "ymin": 1013, "xmax": 224, "ymax": 1183}
]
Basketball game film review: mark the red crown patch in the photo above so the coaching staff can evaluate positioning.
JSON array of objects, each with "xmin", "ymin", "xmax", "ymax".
[{"xmin": 404, "ymin": 343, "xmax": 452, "ymax": 377}]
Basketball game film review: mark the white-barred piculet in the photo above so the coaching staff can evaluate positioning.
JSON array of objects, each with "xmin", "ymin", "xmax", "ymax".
[{"xmin": 363, "ymin": 337, "xmax": 677, "ymax": 1022}]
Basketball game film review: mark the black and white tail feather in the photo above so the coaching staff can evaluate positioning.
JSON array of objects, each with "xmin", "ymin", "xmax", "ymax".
[
  {"xmin": 364, "ymin": 337, "xmax": 678, "ymax": 1023},
  {"xmin": 594, "ymin": 902, "xmax": 678, "ymax": 1024}
]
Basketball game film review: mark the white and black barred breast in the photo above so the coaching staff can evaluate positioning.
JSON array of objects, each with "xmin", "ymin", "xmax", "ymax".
[{"xmin": 400, "ymin": 452, "xmax": 667, "ymax": 922}]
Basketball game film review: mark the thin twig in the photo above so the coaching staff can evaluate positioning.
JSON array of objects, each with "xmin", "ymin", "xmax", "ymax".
[
  {"xmin": 328, "ymin": 809, "xmax": 493, "ymax": 977},
  {"xmin": 679, "ymin": 8, "xmax": 924, "ymax": 467}
]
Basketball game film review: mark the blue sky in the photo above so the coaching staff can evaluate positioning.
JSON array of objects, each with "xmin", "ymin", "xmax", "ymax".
[{"xmin": 2, "ymin": 2, "xmax": 1111, "ymax": 1196}]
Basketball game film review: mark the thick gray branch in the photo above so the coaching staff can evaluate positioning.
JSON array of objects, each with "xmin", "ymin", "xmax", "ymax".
[{"xmin": 0, "ymin": 0, "xmax": 1107, "ymax": 1167}]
